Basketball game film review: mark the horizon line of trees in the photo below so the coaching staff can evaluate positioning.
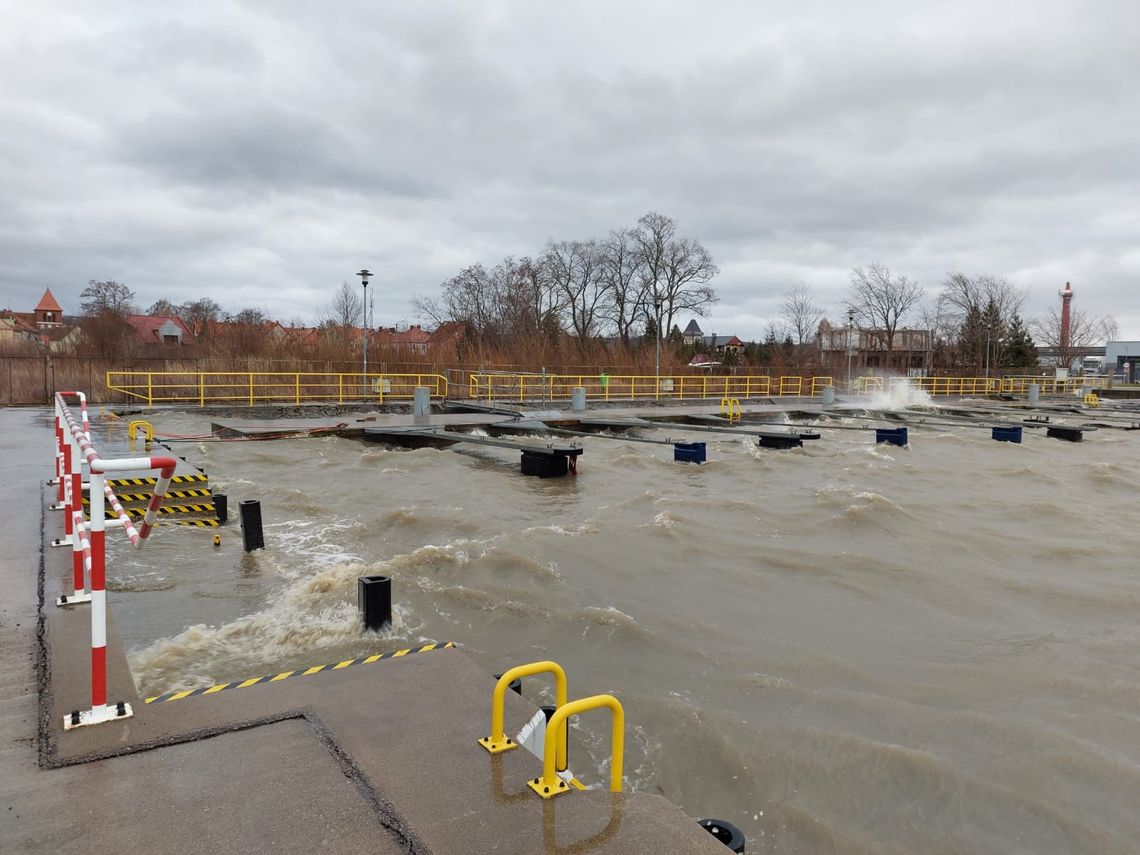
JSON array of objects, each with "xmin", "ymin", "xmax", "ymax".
[
  {"xmin": 412, "ymin": 211, "xmax": 720, "ymax": 352},
  {"xmin": 15, "ymin": 252, "xmax": 1119, "ymax": 375}
]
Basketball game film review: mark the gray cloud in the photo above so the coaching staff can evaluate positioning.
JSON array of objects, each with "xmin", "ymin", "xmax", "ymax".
[{"xmin": 1, "ymin": 0, "xmax": 1137, "ymax": 339}]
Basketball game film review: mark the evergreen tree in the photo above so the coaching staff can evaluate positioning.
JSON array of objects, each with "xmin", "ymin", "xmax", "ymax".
[
  {"xmin": 957, "ymin": 305, "xmax": 986, "ymax": 370},
  {"xmin": 1000, "ymin": 314, "xmax": 1039, "ymax": 369}
]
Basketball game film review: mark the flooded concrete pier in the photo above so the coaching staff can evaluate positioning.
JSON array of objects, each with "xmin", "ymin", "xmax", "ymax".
[{"xmin": 1, "ymin": 407, "xmax": 725, "ymax": 853}]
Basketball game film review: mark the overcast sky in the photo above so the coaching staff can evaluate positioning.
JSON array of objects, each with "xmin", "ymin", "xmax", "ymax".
[{"xmin": 2, "ymin": 0, "xmax": 1138, "ymax": 341}]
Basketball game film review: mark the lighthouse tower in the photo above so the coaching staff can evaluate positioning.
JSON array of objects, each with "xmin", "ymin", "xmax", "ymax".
[{"xmin": 1059, "ymin": 282, "xmax": 1073, "ymax": 351}]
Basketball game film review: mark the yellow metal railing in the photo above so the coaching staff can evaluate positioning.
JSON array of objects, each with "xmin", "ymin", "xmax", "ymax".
[
  {"xmin": 478, "ymin": 661, "xmax": 568, "ymax": 767},
  {"xmin": 528, "ymin": 694, "xmax": 625, "ymax": 799},
  {"xmin": 106, "ymin": 371, "xmax": 448, "ymax": 406},
  {"xmin": 894, "ymin": 376, "xmax": 1092, "ymax": 397},
  {"xmin": 719, "ymin": 397, "xmax": 742, "ymax": 420},
  {"xmin": 468, "ymin": 373, "xmax": 833, "ymax": 401}
]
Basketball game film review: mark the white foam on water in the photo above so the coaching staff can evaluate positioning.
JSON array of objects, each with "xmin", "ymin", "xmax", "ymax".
[{"xmin": 867, "ymin": 379, "xmax": 936, "ymax": 410}]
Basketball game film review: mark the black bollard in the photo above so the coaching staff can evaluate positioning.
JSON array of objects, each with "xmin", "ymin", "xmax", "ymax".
[
  {"xmin": 697, "ymin": 818, "xmax": 746, "ymax": 853},
  {"xmin": 541, "ymin": 704, "xmax": 570, "ymax": 770},
  {"xmin": 358, "ymin": 575, "xmax": 392, "ymax": 631},
  {"xmin": 239, "ymin": 499, "xmax": 264, "ymax": 552},
  {"xmin": 492, "ymin": 673, "xmax": 523, "ymax": 696},
  {"xmin": 213, "ymin": 493, "xmax": 228, "ymax": 524}
]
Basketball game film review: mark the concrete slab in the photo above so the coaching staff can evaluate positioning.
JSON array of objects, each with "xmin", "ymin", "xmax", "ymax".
[{"xmin": 11, "ymin": 720, "xmax": 404, "ymax": 854}]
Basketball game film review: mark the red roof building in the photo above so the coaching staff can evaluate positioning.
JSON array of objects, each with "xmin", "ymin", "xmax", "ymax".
[
  {"xmin": 124, "ymin": 315, "xmax": 195, "ymax": 345},
  {"xmin": 34, "ymin": 288, "xmax": 64, "ymax": 328}
]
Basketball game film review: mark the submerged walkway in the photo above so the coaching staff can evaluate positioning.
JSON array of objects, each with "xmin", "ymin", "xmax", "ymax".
[{"xmin": 0, "ymin": 406, "xmax": 724, "ymax": 854}]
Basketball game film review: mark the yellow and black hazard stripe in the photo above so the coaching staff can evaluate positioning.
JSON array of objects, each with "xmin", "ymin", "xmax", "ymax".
[
  {"xmin": 96, "ymin": 503, "xmax": 216, "ymax": 518},
  {"xmin": 145, "ymin": 642, "xmax": 457, "ymax": 704},
  {"xmin": 107, "ymin": 473, "xmax": 208, "ymax": 487},
  {"xmin": 174, "ymin": 519, "xmax": 221, "ymax": 527},
  {"xmin": 86, "ymin": 488, "xmax": 213, "ymax": 503}
]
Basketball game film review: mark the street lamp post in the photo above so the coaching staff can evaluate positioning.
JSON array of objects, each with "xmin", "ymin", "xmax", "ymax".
[
  {"xmin": 357, "ymin": 269, "xmax": 372, "ymax": 390},
  {"xmin": 653, "ymin": 295, "xmax": 663, "ymax": 395},
  {"xmin": 846, "ymin": 309, "xmax": 855, "ymax": 394}
]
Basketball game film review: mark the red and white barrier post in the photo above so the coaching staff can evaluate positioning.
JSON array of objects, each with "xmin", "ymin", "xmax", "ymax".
[{"xmin": 55, "ymin": 391, "xmax": 175, "ymax": 730}]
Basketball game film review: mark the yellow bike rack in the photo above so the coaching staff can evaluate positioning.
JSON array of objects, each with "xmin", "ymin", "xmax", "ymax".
[
  {"xmin": 478, "ymin": 661, "xmax": 568, "ymax": 768},
  {"xmin": 128, "ymin": 420, "xmax": 155, "ymax": 442},
  {"xmin": 719, "ymin": 397, "xmax": 742, "ymax": 421},
  {"xmin": 527, "ymin": 694, "xmax": 624, "ymax": 799},
  {"xmin": 1083, "ymin": 392, "xmax": 1100, "ymax": 408}
]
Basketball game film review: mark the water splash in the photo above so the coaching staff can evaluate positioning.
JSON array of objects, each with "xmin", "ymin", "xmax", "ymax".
[{"xmin": 868, "ymin": 379, "xmax": 935, "ymax": 410}]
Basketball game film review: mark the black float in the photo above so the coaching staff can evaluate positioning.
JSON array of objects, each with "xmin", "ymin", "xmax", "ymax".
[
  {"xmin": 238, "ymin": 499, "xmax": 264, "ymax": 552},
  {"xmin": 757, "ymin": 435, "xmax": 802, "ymax": 450},
  {"xmin": 1046, "ymin": 426, "xmax": 1083, "ymax": 442},
  {"xmin": 520, "ymin": 448, "xmax": 583, "ymax": 478},
  {"xmin": 358, "ymin": 575, "xmax": 392, "ymax": 631},
  {"xmin": 697, "ymin": 818, "xmax": 746, "ymax": 852}
]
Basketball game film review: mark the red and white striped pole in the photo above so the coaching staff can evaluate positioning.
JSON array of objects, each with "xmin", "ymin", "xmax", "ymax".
[
  {"xmin": 63, "ymin": 511, "xmax": 94, "ymax": 608},
  {"xmin": 51, "ymin": 427, "xmax": 81, "ymax": 548},
  {"xmin": 52, "ymin": 397, "xmax": 64, "ymax": 494}
]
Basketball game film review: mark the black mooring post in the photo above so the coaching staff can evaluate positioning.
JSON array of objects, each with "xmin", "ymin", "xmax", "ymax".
[
  {"xmin": 358, "ymin": 575, "xmax": 392, "ymax": 631},
  {"xmin": 493, "ymin": 673, "xmax": 523, "ymax": 696},
  {"xmin": 239, "ymin": 499, "xmax": 264, "ymax": 552},
  {"xmin": 213, "ymin": 493, "xmax": 228, "ymax": 524}
]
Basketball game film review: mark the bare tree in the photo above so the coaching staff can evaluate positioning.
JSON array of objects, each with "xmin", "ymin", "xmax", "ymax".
[
  {"xmin": 178, "ymin": 297, "xmax": 223, "ymax": 338},
  {"xmin": 1031, "ymin": 304, "xmax": 1117, "ymax": 370},
  {"xmin": 78, "ymin": 280, "xmax": 136, "ymax": 359},
  {"xmin": 780, "ymin": 284, "xmax": 826, "ymax": 345},
  {"xmin": 321, "ymin": 281, "xmax": 364, "ymax": 329},
  {"xmin": 633, "ymin": 213, "xmax": 719, "ymax": 331},
  {"xmin": 659, "ymin": 236, "xmax": 719, "ymax": 331},
  {"xmin": 515, "ymin": 256, "xmax": 563, "ymax": 340},
  {"xmin": 147, "ymin": 299, "xmax": 178, "ymax": 316},
  {"xmin": 544, "ymin": 240, "xmax": 608, "ymax": 342},
  {"xmin": 80, "ymin": 280, "xmax": 135, "ymax": 316},
  {"xmin": 599, "ymin": 228, "xmax": 645, "ymax": 345},
  {"xmin": 847, "ymin": 263, "xmax": 923, "ymax": 368}
]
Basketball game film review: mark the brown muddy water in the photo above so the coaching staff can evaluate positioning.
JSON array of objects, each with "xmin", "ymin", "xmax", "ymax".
[{"xmin": 95, "ymin": 397, "xmax": 1140, "ymax": 854}]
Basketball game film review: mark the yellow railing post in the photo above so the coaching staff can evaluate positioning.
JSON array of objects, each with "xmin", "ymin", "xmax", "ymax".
[
  {"xmin": 527, "ymin": 694, "xmax": 624, "ymax": 799},
  {"xmin": 249, "ymin": 374, "xmax": 255, "ymax": 407},
  {"xmin": 198, "ymin": 373, "xmax": 205, "ymax": 407},
  {"xmin": 147, "ymin": 374, "xmax": 153, "ymax": 406},
  {"xmin": 478, "ymin": 661, "xmax": 568, "ymax": 767}
]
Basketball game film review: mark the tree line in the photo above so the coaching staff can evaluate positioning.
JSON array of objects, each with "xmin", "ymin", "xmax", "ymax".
[{"xmin": 413, "ymin": 212, "xmax": 719, "ymax": 350}]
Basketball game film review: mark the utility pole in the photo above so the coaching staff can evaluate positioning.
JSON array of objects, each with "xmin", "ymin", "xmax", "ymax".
[{"xmin": 846, "ymin": 308, "xmax": 855, "ymax": 393}]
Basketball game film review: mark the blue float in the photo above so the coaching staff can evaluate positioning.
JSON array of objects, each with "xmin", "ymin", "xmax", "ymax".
[
  {"xmin": 991, "ymin": 426, "xmax": 1023, "ymax": 443},
  {"xmin": 673, "ymin": 442, "xmax": 706, "ymax": 464},
  {"xmin": 875, "ymin": 427, "xmax": 908, "ymax": 447}
]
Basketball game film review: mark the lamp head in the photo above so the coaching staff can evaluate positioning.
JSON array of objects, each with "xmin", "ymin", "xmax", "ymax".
[{"xmin": 357, "ymin": 269, "xmax": 372, "ymax": 285}]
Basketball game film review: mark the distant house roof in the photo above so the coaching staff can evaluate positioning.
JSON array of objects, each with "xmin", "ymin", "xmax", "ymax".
[
  {"xmin": 376, "ymin": 324, "xmax": 431, "ymax": 349},
  {"xmin": 125, "ymin": 314, "xmax": 194, "ymax": 344},
  {"xmin": 1, "ymin": 311, "xmax": 41, "ymax": 335},
  {"xmin": 35, "ymin": 288, "xmax": 63, "ymax": 313},
  {"xmin": 683, "ymin": 319, "xmax": 703, "ymax": 335},
  {"xmin": 427, "ymin": 321, "xmax": 465, "ymax": 346},
  {"xmin": 709, "ymin": 335, "xmax": 742, "ymax": 348}
]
